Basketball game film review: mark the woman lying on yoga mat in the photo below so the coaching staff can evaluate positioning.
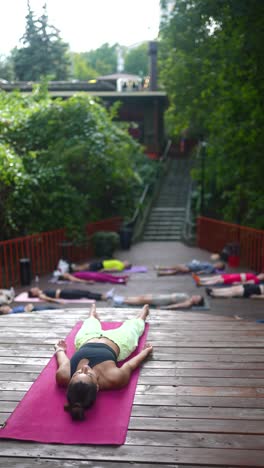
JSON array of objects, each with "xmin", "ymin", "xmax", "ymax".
[
  {"xmin": 58, "ymin": 258, "xmax": 132, "ymax": 274},
  {"xmin": 112, "ymin": 292, "xmax": 204, "ymax": 309},
  {"xmin": 53, "ymin": 270, "xmax": 129, "ymax": 285},
  {"xmin": 28, "ymin": 287, "xmax": 114, "ymax": 303},
  {"xmin": 206, "ymin": 283, "xmax": 264, "ymax": 298},
  {"xmin": 54, "ymin": 303, "xmax": 152, "ymax": 421},
  {"xmin": 193, "ymin": 272, "xmax": 264, "ymax": 287},
  {"xmin": 155, "ymin": 259, "xmax": 225, "ymax": 276}
]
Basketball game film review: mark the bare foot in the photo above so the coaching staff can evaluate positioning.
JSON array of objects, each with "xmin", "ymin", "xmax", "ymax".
[
  {"xmin": 138, "ymin": 304, "xmax": 150, "ymax": 321},
  {"xmin": 90, "ymin": 303, "xmax": 100, "ymax": 319}
]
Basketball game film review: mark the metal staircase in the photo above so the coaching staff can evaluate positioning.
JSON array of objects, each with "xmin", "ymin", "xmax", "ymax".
[{"xmin": 142, "ymin": 158, "xmax": 193, "ymax": 241}]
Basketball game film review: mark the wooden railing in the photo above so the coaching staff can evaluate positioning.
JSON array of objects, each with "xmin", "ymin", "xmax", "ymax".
[
  {"xmin": 0, "ymin": 216, "xmax": 123, "ymax": 288},
  {"xmin": 197, "ymin": 216, "xmax": 264, "ymax": 272}
]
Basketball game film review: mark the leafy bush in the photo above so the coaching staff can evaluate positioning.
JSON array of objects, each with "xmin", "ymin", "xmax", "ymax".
[
  {"xmin": 91, "ymin": 231, "xmax": 120, "ymax": 258},
  {"xmin": 0, "ymin": 87, "xmax": 157, "ymax": 240}
]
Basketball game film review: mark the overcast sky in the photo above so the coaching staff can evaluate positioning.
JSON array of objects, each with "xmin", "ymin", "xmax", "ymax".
[{"xmin": 0, "ymin": 0, "xmax": 161, "ymax": 56}]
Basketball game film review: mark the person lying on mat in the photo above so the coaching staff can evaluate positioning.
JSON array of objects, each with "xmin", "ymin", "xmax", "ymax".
[
  {"xmin": 57, "ymin": 258, "xmax": 132, "ymax": 274},
  {"xmin": 0, "ymin": 304, "xmax": 60, "ymax": 315},
  {"xmin": 155, "ymin": 259, "xmax": 225, "ymax": 276},
  {"xmin": 54, "ymin": 303, "xmax": 152, "ymax": 421},
  {"xmin": 53, "ymin": 270, "xmax": 129, "ymax": 285},
  {"xmin": 28, "ymin": 287, "xmax": 114, "ymax": 303},
  {"xmin": 193, "ymin": 272, "xmax": 264, "ymax": 287},
  {"xmin": 112, "ymin": 292, "xmax": 204, "ymax": 309},
  {"xmin": 73, "ymin": 259, "xmax": 132, "ymax": 272},
  {"xmin": 206, "ymin": 283, "xmax": 264, "ymax": 299}
]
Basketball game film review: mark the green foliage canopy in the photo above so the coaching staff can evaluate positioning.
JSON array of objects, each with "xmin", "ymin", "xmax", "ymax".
[
  {"xmin": 12, "ymin": 3, "xmax": 70, "ymax": 81},
  {"xmin": 82, "ymin": 43, "xmax": 118, "ymax": 76},
  {"xmin": 124, "ymin": 43, "xmax": 149, "ymax": 76},
  {"xmin": 0, "ymin": 87, "xmax": 156, "ymax": 240},
  {"xmin": 159, "ymin": 0, "xmax": 264, "ymax": 228}
]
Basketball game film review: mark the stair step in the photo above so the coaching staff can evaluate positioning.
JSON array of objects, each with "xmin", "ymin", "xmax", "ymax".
[
  {"xmin": 143, "ymin": 236, "xmax": 182, "ymax": 242},
  {"xmin": 151, "ymin": 208, "xmax": 185, "ymax": 212},
  {"xmin": 148, "ymin": 219, "xmax": 185, "ymax": 224},
  {"xmin": 144, "ymin": 227, "xmax": 183, "ymax": 232},
  {"xmin": 144, "ymin": 230, "xmax": 183, "ymax": 235},
  {"xmin": 142, "ymin": 158, "xmax": 193, "ymax": 241},
  {"xmin": 145, "ymin": 223, "xmax": 184, "ymax": 228}
]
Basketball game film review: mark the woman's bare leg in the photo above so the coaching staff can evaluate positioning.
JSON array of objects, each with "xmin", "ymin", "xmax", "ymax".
[
  {"xmin": 72, "ymin": 262, "xmax": 91, "ymax": 271},
  {"xmin": 123, "ymin": 294, "xmax": 153, "ymax": 305},
  {"xmin": 199, "ymin": 275, "xmax": 223, "ymax": 285},
  {"xmin": 137, "ymin": 304, "xmax": 150, "ymax": 321},
  {"xmin": 208, "ymin": 285, "xmax": 243, "ymax": 298},
  {"xmin": 157, "ymin": 265, "xmax": 190, "ymax": 276},
  {"xmin": 89, "ymin": 302, "xmax": 100, "ymax": 320}
]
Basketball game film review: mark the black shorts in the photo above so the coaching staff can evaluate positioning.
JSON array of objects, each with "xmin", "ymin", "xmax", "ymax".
[
  {"xmin": 89, "ymin": 261, "xmax": 103, "ymax": 271},
  {"xmin": 243, "ymin": 284, "xmax": 261, "ymax": 298}
]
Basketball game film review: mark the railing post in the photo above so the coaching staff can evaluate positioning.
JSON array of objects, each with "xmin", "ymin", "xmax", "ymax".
[{"xmin": 197, "ymin": 216, "xmax": 201, "ymax": 247}]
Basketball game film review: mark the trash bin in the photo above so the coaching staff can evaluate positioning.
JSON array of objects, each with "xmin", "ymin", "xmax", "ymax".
[
  {"xmin": 227, "ymin": 243, "xmax": 240, "ymax": 268},
  {"xmin": 119, "ymin": 226, "xmax": 133, "ymax": 250},
  {"xmin": 19, "ymin": 258, "xmax": 31, "ymax": 286}
]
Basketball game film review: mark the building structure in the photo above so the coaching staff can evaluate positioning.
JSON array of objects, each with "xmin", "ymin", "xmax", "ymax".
[{"xmin": 0, "ymin": 42, "xmax": 168, "ymax": 157}]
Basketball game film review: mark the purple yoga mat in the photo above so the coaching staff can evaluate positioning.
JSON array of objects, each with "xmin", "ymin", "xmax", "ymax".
[
  {"xmin": 123, "ymin": 266, "xmax": 147, "ymax": 273},
  {"xmin": 0, "ymin": 321, "xmax": 149, "ymax": 445}
]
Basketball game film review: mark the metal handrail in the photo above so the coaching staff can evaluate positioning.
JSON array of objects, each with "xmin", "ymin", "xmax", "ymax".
[
  {"xmin": 182, "ymin": 143, "xmax": 201, "ymax": 242},
  {"xmin": 182, "ymin": 178, "xmax": 196, "ymax": 241},
  {"xmin": 125, "ymin": 139, "xmax": 172, "ymax": 229}
]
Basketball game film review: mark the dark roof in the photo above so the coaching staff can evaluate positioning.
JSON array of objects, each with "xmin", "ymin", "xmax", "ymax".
[{"xmin": 0, "ymin": 80, "xmax": 116, "ymax": 92}]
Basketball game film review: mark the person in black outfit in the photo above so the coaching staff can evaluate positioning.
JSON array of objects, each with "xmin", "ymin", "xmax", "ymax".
[
  {"xmin": 206, "ymin": 283, "xmax": 264, "ymax": 298},
  {"xmin": 28, "ymin": 287, "xmax": 113, "ymax": 303}
]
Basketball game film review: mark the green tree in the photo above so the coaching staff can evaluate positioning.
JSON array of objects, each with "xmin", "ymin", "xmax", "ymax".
[
  {"xmin": 159, "ymin": 0, "xmax": 264, "ymax": 228},
  {"xmin": 0, "ymin": 55, "xmax": 15, "ymax": 81},
  {"xmin": 124, "ymin": 42, "xmax": 148, "ymax": 76},
  {"xmin": 70, "ymin": 52, "xmax": 98, "ymax": 80},
  {"xmin": 83, "ymin": 43, "xmax": 118, "ymax": 76},
  {"xmin": 13, "ymin": 1, "xmax": 70, "ymax": 81}
]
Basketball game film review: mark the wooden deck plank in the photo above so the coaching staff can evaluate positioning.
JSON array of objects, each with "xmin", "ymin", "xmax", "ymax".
[
  {"xmin": 2, "ymin": 364, "xmax": 264, "ymax": 377},
  {"xmin": 0, "ymin": 443, "xmax": 264, "ymax": 466},
  {"xmin": 1, "ymin": 402, "xmax": 264, "ymax": 420},
  {"xmin": 1, "ymin": 240, "xmax": 264, "ymax": 466},
  {"xmin": 0, "ymin": 461, "xmax": 177, "ymax": 468}
]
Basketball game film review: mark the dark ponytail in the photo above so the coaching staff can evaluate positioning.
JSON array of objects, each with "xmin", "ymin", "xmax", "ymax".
[
  {"xmin": 197, "ymin": 297, "xmax": 205, "ymax": 307},
  {"xmin": 65, "ymin": 381, "xmax": 97, "ymax": 421},
  {"xmin": 64, "ymin": 402, "xmax": 85, "ymax": 421}
]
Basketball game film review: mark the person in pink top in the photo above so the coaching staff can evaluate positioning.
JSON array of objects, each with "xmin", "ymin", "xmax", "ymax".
[{"xmin": 192, "ymin": 272, "xmax": 264, "ymax": 287}]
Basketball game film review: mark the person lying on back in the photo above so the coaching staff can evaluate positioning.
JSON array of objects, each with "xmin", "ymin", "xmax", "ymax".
[
  {"xmin": 54, "ymin": 303, "xmax": 152, "ymax": 421},
  {"xmin": 155, "ymin": 259, "xmax": 225, "ymax": 276}
]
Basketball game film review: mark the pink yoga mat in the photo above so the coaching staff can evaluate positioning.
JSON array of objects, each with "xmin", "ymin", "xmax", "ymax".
[
  {"xmin": 0, "ymin": 321, "xmax": 149, "ymax": 445},
  {"xmin": 15, "ymin": 292, "xmax": 95, "ymax": 303}
]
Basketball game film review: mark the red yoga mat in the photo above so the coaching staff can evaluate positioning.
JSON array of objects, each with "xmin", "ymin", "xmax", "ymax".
[{"xmin": 0, "ymin": 321, "xmax": 149, "ymax": 445}]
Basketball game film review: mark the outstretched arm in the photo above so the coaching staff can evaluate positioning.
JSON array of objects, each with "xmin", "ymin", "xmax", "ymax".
[
  {"xmin": 111, "ymin": 344, "xmax": 153, "ymax": 388},
  {"xmin": 161, "ymin": 298, "xmax": 193, "ymax": 310},
  {"xmin": 38, "ymin": 292, "xmax": 62, "ymax": 304},
  {"xmin": 54, "ymin": 340, "xmax": 71, "ymax": 386}
]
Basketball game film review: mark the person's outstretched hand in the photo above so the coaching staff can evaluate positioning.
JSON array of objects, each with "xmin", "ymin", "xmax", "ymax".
[
  {"xmin": 144, "ymin": 343, "xmax": 153, "ymax": 356},
  {"xmin": 54, "ymin": 339, "xmax": 67, "ymax": 352}
]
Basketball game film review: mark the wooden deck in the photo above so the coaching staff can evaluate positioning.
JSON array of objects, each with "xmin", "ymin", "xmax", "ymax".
[{"xmin": 1, "ymin": 241, "xmax": 264, "ymax": 467}]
